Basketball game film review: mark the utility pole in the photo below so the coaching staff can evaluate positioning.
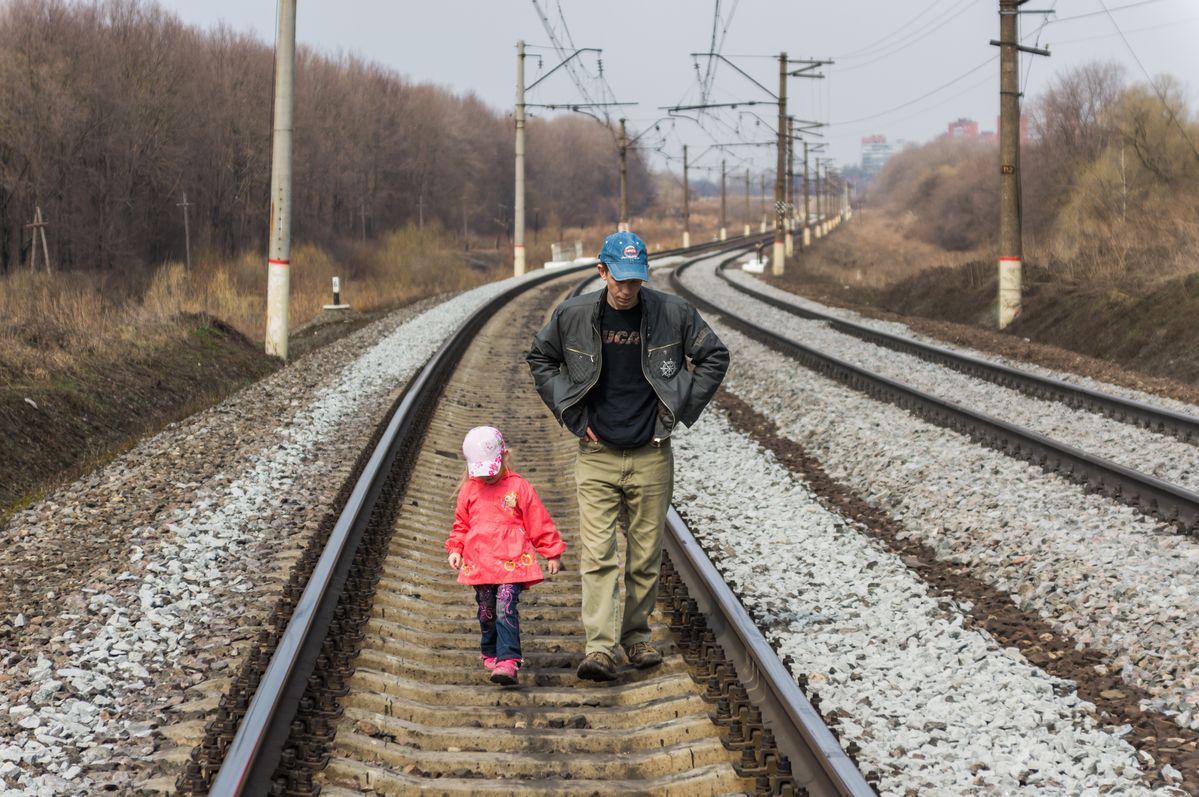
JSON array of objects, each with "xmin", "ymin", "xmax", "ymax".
[
  {"xmin": 743, "ymin": 169, "xmax": 751, "ymax": 237},
  {"xmin": 514, "ymin": 40, "xmax": 527, "ymax": 275},
  {"xmin": 785, "ymin": 116, "xmax": 795, "ymax": 256},
  {"xmin": 815, "ymin": 159, "xmax": 824, "ymax": 237},
  {"xmin": 265, "ymin": 0, "xmax": 296, "ymax": 360},
  {"xmin": 773, "ymin": 51, "xmax": 787, "ymax": 275},
  {"xmin": 25, "ymin": 206, "xmax": 50, "ymax": 273},
  {"xmin": 719, "ymin": 158, "xmax": 727, "ymax": 241},
  {"xmin": 760, "ymin": 173, "xmax": 767, "ymax": 232},
  {"xmin": 665, "ymin": 51, "xmax": 830, "ymax": 268},
  {"xmin": 682, "ymin": 145, "xmax": 690, "ymax": 248},
  {"xmin": 993, "ymin": 0, "xmax": 1049, "ymax": 328},
  {"xmin": 618, "ymin": 118, "xmax": 629, "ymax": 231},
  {"xmin": 178, "ymin": 192, "xmax": 192, "ymax": 272},
  {"xmin": 517, "ymin": 42, "xmax": 632, "ymax": 261},
  {"xmin": 803, "ymin": 141, "xmax": 811, "ymax": 247}
]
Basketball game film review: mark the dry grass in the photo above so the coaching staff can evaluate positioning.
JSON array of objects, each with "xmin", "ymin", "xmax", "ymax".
[
  {"xmin": 0, "ymin": 225, "xmax": 504, "ymax": 383},
  {"xmin": 0, "ymin": 212, "xmax": 743, "ymax": 386},
  {"xmin": 794, "ymin": 209, "xmax": 989, "ymax": 290},
  {"xmin": 519, "ymin": 199, "xmax": 741, "ymax": 267}
]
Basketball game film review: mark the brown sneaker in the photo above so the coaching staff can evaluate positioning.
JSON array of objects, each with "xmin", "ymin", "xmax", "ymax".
[
  {"xmin": 576, "ymin": 651, "xmax": 617, "ymax": 682},
  {"xmin": 623, "ymin": 641, "xmax": 662, "ymax": 669}
]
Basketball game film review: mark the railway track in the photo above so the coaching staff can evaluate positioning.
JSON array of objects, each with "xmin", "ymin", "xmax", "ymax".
[
  {"xmin": 713, "ymin": 259, "xmax": 1199, "ymax": 443},
  {"xmin": 185, "ymin": 241, "xmax": 873, "ymax": 796},
  {"xmin": 671, "ymin": 256, "xmax": 1199, "ymax": 534}
]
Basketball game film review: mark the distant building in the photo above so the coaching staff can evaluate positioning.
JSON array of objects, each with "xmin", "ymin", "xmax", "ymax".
[
  {"xmin": 860, "ymin": 134, "xmax": 896, "ymax": 177},
  {"xmin": 947, "ymin": 118, "xmax": 979, "ymax": 139}
]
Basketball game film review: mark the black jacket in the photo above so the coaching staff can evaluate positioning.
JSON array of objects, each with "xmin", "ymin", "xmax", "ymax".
[{"xmin": 526, "ymin": 286, "xmax": 730, "ymax": 442}]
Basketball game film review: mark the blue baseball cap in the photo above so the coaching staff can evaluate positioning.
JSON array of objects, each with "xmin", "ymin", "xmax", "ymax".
[{"xmin": 598, "ymin": 231, "xmax": 650, "ymax": 282}]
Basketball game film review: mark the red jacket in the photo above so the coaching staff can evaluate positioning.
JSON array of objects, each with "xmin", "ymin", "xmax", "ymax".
[{"xmin": 446, "ymin": 471, "xmax": 566, "ymax": 586}]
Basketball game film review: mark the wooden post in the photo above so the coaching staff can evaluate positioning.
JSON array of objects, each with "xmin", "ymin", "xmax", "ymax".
[
  {"xmin": 178, "ymin": 193, "xmax": 192, "ymax": 271},
  {"xmin": 25, "ymin": 206, "xmax": 50, "ymax": 274}
]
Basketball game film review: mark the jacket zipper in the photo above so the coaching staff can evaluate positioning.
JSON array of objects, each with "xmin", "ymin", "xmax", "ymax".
[
  {"xmin": 640, "ymin": 307, "xmax": 676, "ymax": 443},
  {"xmin": 560, "ymin": 313, "xmax": 603, "ymax": 422}
]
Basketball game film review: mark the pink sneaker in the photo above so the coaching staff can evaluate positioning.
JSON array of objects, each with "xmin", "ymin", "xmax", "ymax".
[
  {"xmin": 481, "ymin": 655, "xmax": 498, "ymax": 670},
  {"xmin": 489, "ymin": 659, "xmax": 519, "ymax": 685}
]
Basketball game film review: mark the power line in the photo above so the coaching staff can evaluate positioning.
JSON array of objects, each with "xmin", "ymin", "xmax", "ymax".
[
  {"xmin": 834, "ymin": 0, "xmax": 979, "ymax": 73},
  {"xmin": 1021, "ymin": 0, "xmax": 1058, "ymax": 96},
  {"xmin": 1047, "ymin": 13, "xmax": 1199, "ymax": 44},
  {"xmin": 1097, "ymin": 0, "xmax": 1199, "ymax": 162},
  {"xmin": 831, "ymin": 0, "xmax": 953, "ymax": 59},
  {"xmin": 698, "ymin": 2, "xmax": 741, "ymax": 109},
  {"xmin": 829, "ymin": 54, "xmax": 997, "ymax": 126},
  {"xmin": 1045, "ymin": 0, "xmax": 1175, "ymax": 25}
]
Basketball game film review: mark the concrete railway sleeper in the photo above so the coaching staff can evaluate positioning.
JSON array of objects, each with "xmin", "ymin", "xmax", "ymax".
[
  {"xmin": 671, "ymin": 258, "xmax": 1199, "ymax": 536},
  {"xmin": 178, "ymin": 236, "xmax": 871, "ymax": 796}
]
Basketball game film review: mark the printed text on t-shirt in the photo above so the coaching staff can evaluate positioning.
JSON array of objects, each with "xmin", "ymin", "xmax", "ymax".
[{"xmin": 603, "ymin": 330, "xmax": 642, "ymax": 345}]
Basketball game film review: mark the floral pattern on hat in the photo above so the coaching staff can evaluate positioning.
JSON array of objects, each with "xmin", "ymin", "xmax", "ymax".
[{"xmin": 463, "ymin": 426, "xmax": 506, "ymax": 478}]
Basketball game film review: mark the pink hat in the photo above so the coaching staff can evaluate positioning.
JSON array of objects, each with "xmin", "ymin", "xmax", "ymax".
[{"xmin": 463, "ymin": 426, "xmax": 506, "ymax": 477}]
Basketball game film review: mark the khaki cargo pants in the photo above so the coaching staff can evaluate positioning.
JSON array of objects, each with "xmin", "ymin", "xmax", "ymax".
[{"xmin": 575, "ymin": 438, "xmax": 674, "ymax": 657}]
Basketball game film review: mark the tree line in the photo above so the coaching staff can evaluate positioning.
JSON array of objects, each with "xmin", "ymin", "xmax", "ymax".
[
  {"xmin": 870, "ymin": 61, "xmax": 1199, "ymax": 274},
  {"xmin": 0, "ymin": 0, "xmax": 655, "ymax": 273}
]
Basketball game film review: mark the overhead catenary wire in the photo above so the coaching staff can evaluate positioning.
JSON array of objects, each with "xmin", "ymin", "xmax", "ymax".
[
  {"xmin": 831, "ymin": 0, "xmax": 955, "ymax": 59},
  {"xmin": 1097, "ymin": 0, "xmax": 1199, "ymax": 162},
  {"xmin": 833, "ymin": 0, "xmax": 979, "ymax": 73},
  {"xmin": 1046, "ymin": 13, "xmax": 1199, "ymax": 44},
  {"xmin": 1044, "ymin": 0, "xmax": 1175, "ymax": 25},
  {"xmin": 829, "ymin": 54, "xmax": 997, "ymax": 127}
]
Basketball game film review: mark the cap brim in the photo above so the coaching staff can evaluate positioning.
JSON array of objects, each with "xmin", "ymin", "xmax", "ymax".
[
  {"xmin": 603, "ymin": 261, "xmax": 649, "ymax": 282},
  {"xmin": 468, "ymin": 456, "xmax": 504, "ymax": 477}
]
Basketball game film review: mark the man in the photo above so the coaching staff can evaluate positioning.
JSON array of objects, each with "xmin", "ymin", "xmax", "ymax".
[{"xmin": 526, "ymin": 230, "xmax": 730, "ymax": 681}]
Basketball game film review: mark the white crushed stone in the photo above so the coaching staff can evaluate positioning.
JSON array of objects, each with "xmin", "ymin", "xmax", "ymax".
[
  {"xmin": 728, "ymin": 267, "xmax": 1199, "ymax": 418},
  {"xmin": 695, "ymin": 313, "xmax": 1199, "ymax": 736},
  {"xmin": 0, "ymin": 272, "xmax": 535, "ymax": 795},
  {"xmin": 695, "ymin": 265, "xmax": 1199, "ymax": 492},
  {"xmin": 673, "ymin": 410, "xmax": 1175, "ymax": 796}
]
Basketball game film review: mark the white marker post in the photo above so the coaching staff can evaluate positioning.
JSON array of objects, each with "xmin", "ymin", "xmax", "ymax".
[{"xmin": 323, "ymin": 277, "xmax": 350, "ymax": 311}]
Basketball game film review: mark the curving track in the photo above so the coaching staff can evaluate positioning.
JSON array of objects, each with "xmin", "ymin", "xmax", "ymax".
[
  {"xmin": 670, "ymin": 256, "xmax": 1199, "ymax": 533},
  {"xmin": 315, "ymin": 277, "xmax": 757, "ymax": 795},
  {"xmin": 190, "ymin": 241, "xmax": 873, "ymax": 797}
]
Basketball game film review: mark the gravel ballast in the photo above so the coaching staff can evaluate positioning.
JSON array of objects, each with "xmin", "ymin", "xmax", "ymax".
[
  {"xmin": 674, "ymin": 299, "xmax": 1198, "ymax": 790},
  {"xmin": 672, "ymin": 409, "xmax": 1177, "ymax": 795},
  {"xmin": 0, "ymin": 276, "xmax": 527, "ymax": 796},
  {"xmin": 707, "ymin": 264, "xmax": 1199, "ymax": 493}
]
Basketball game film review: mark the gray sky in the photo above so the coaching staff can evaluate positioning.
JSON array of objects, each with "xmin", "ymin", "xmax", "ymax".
[{"xmin": 156, "ymin": 0, "xmax": 1199, "ymax": 184}]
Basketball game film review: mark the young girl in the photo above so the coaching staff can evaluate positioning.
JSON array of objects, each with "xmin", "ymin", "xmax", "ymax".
[{"xmin": 446, "ymin": 426, "xmax": 565, "ymax": 685}]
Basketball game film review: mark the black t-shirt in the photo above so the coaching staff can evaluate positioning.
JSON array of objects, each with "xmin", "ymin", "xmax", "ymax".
[{"xmin": 586, "ymin": 300, "xmax": 657, "ymax": 448}]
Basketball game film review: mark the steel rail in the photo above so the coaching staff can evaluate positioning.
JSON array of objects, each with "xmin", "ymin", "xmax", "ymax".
[
  {"xmin": 664, "ymin": 506, "xmax": 877, "ymax": 797},
  {"xmin": 672, "ymin": 259, "xmax": 1199, "ymax": 534},
  {"xmin": 714, "ymin": 260, "xmax": 1199, "ymax": 443},
  {"xmin": 207, "ymin": 235, "xmax": 767, "ymax": 796},
  {"xmin": 568, "ymin": 231, "xmax": 772, "ymax": 299}
]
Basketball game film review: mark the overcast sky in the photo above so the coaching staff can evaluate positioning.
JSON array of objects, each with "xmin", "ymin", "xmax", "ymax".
[{"xmin": 155, "ymin": 0, "xmax": 1199, "ymax": 185}]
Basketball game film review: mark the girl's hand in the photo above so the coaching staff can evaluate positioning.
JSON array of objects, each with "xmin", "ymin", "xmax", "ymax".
[
  {"xmin": 448, "ymin": 552, "xmax": 462, "ymax": 570},
  {"xmin": 545, "ymin": 557, "xmax": 561, "ymax": 576}
]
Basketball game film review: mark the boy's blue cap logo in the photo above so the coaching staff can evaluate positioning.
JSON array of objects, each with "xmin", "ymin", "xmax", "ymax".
[{"xmin": 599, "ymin": 231, "xmax": 649, "ymax": 282}]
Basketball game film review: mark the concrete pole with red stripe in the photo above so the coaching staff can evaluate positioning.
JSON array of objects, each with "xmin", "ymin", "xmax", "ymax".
[
  {"xmin": 265, "ymin": 0, "xmax": 297, "ymax": 359},
  {"xmin": 997, "ymin": 0, "xmax": 1022, "ymax": 328},
  {"xmin": 514, "ymin": 40, "xmax": 527, "ymax": 274},
  {"xmin": 772, "ymin": 52, "xmax": 787, "ymax": 275}
]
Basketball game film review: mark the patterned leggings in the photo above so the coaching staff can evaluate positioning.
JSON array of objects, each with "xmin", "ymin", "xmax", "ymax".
[{"xmin": 474, "ymin": 583, "xmax": 523, "ymax": 662}]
